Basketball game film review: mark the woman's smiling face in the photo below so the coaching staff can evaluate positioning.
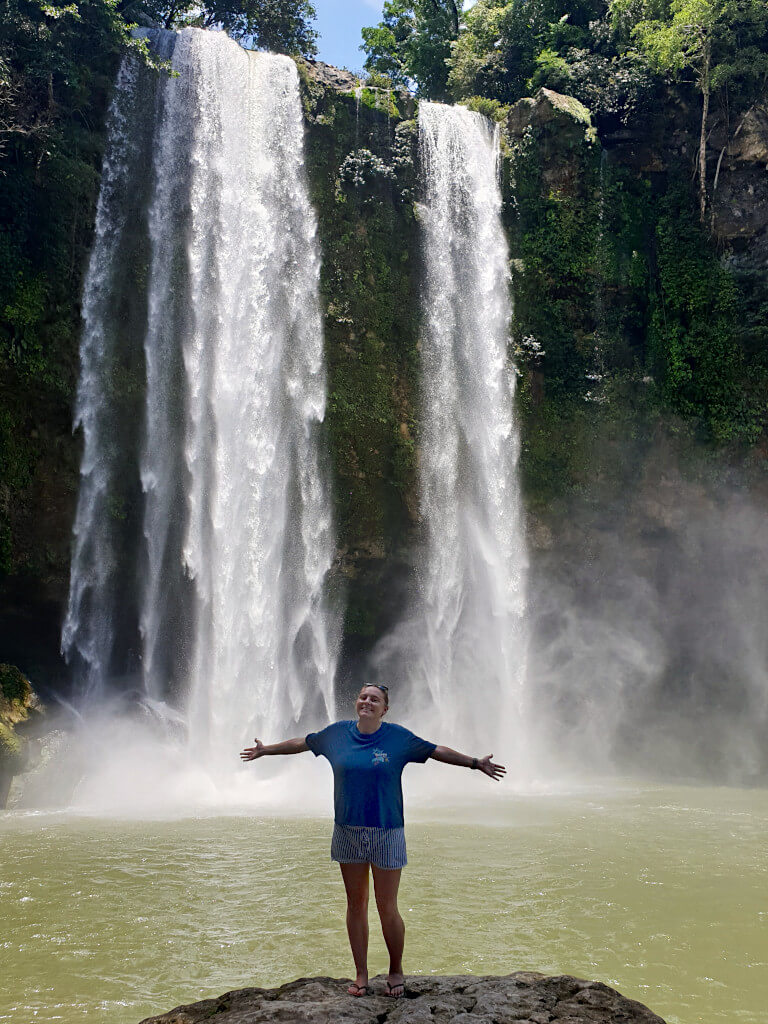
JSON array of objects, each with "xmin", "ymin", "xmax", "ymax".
[{"xmin": 355, "ymin": 685, "xmax": 388, "ymax": 724}]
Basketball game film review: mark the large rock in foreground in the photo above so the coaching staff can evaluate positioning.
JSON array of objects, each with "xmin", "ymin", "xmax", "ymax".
[{"xmin": 138, "ymin": 973, "xmax": 666, "ymax": 1024}]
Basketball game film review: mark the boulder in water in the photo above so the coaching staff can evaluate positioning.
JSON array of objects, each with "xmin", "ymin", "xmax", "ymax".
[{"xmin": 137, "ymin": 973, "xmax": 666, "ymax": 1023}]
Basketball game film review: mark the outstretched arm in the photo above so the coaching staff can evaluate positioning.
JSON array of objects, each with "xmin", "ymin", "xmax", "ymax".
[
  {"xmin": 429, "ymin": 746, "xmax": 506, "ymax": 781},
  {"xmin": 240, "ymin": 737, "xmax": 309, "ymax": 761}
]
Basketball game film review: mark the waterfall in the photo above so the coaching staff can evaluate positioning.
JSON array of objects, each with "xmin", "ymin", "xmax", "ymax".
[
  {"xmin": 413, "ymin": 102, "xmax": 528, "ymax": 758},
  {"xmin": 63, "ymin": 28, "xmax": 338, "ymax": 762},
  {"xmin": 61, "ymin": 52, "xmax": 160, "ymax": 698}
]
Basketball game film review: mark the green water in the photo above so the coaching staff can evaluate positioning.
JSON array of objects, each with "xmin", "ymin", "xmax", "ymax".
[{"xmin": 1, "ymin": 786, "xmax": 766, "ymax": 1024}]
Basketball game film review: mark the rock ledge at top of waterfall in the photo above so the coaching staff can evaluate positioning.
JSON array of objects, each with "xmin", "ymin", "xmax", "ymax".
[{"xmin": 138, "ymin": 972, "xmax": 666, "ymax": 1023}]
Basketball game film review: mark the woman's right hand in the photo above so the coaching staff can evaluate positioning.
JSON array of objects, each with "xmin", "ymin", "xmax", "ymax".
[{"xmin": 240, "ymin": 738, "xmax": 265, "ymax": 761}]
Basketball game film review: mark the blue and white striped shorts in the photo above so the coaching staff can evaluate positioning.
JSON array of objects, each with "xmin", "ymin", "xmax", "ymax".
[{"xmin": 331, "ymin": 823, "xmax": 407, "ymax": 870}]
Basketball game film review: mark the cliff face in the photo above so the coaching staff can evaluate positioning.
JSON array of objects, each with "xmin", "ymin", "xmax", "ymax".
[
  {"xmin": 137, "ymin": 973, "xmax": 667, "ymax": 1024},
  {"xmin": 298, "ymin": 66, "xmax": 422, "ymax": 682},
  {"xmin": 502, "ymin": 87, "xmax": 768, "ymax": 781},
  {"xmin": 1, "ymin": 52, "xmax": 767, "ymax": 757}
]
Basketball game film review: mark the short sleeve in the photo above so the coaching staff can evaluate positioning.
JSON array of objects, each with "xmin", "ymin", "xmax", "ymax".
[
  {"xmin": 305, "ymin": 723, "xmax": 335, "ymax": 757},
  {"xmin": 405, "ymin": 729, "xmax": 436, "ymax": 764}
]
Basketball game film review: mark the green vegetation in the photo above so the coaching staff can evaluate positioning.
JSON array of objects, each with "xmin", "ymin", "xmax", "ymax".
[
  {"xmin": 505, "ymin": 77, "xmax": 767, "ymax": 503},
  {"xmin": 507, "ymin": 120, "xmax": 602, "ymax": 400},
  {"xmin": 300, "ymin": 79, "xmax": 420, "ymax": 644},
  {"xmin": 0, "ymin": 0, "xmax": 141, "ymax": 578},
  {"xmin": 611, "ymin": 0, "xmax": 768, "ymax": 220},
  {"xmin": 361, "ymin": 0, "xmax": 460, "ymax": 98},
  {"xmin": 138, "ymin": 0, "xmax": 319, "ymax": 55},
  {"xmin": 362, "ymin": 0, "xmax": 768, "ymax": 125},
  {"xmin": 359, "ymin": 0, "xmax": 768, "ymax": 468},
  {"xmin": 0, "ymin": 664, "xmax": 38, "ymax": 804},
  {"xmin": 650, "ymin": 184, "xmax": 763, "ymax": 442},
  {"xmin": 0, "ymin": 663, "xmax": 31, "ymax": 704},
  {"xmin": 1, "ymin": 0, "xmax": 767, "ymax": 659}
]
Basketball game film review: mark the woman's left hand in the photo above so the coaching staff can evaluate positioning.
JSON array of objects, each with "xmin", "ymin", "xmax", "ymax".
[{"xmin": 478, "ymin": 754, "xmax": 506, "ymax": 781}]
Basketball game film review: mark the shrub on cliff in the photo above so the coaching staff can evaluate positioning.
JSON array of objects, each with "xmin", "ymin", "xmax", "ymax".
[{"xmin": 0, "ymin": 663, "xmax": 31, "ymax": 705}]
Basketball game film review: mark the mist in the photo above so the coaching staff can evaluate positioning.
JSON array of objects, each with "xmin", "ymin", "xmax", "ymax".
[{"xmin": 524, "ymin": 423, "xmax": 768, "ymax": 785}]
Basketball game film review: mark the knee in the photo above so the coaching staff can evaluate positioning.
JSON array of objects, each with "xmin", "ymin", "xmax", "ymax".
[
  {"xmin": 375, "ymin": 896, "xmax": 401, "ymax": 922},
  {"xmin": 347, "ymin": 892, "xmax": 369, "ymax": 915}
]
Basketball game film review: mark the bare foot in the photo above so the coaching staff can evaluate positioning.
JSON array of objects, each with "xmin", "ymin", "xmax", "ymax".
[
  {"xmin": 385, "ymin": 973, "xmax": 405, "ymax": 998},
  {"xmin": 347, "ymin": 976, "xmax": 368, "ymax": 997}
]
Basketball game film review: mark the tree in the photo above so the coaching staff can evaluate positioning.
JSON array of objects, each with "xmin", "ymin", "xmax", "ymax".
[
  {"xmin": 610, "ymin": 0, "xmax": 768, "ymax": 222},
  {"xmin": 447, "ymin": 0, "xmax": 606, "ymax": 104},
  {"xmin": 136, "ymin": 0, "xmax": 319, "ymax": 56},
  {"xmin": 361, "ymin": 0, "xmax": 461, "ymax": 98}
]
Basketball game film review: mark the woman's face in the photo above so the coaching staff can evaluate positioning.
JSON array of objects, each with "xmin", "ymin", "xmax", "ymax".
[{"xmin": 355, "ymin": 686, "xmax": 388, "ymax": 723}]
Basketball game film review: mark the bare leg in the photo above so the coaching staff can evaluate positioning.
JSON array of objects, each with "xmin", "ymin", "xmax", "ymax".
[
  {"xmin": 372, "ymin": 866, "xmax": 405, "ymax": 997},
  {"xmin": 339, "ymin": 862, "xmax": 370, "ymax": 995}
]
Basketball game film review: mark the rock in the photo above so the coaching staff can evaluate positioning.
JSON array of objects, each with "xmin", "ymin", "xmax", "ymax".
[
  {"xmin": 0, "ymin": 664, "xmax": 45, "ymax": 808},
  {"xmin": 298, "ymin": 58, "xmax": 361, "ymax": 93},
  {"xmin": 724, "ymin": 103, "xmax": 768, "ymax": 167},
  {"xmin": 137, "ymin": 973, "xmax": 667, "ymax": 1024},
  {"xmin": 710, "ymin": 105, "xmax": 768, "ymax": 243},
  {"xmin": 505, "ymin": 89, "xmax": 598, "ymax": 199},
  {"xmin": 506, "ymin": 88, "xmax": 597, "ymax": 145},
  {"xmin": 6, "ymin": 727, "xmax": 80, "ymax": 809}
]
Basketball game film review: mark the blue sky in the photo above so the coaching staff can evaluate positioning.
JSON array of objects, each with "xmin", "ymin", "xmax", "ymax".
[{"xmin": 312, "ymin": 0, "xmax": 384, "ymax": 72}]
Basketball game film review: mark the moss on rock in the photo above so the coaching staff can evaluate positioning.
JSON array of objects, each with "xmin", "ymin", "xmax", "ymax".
[
  {"xmin": 0, "ymin": 663, "xmax": 42, "ymax": 807},
  {"xmin": 0, "ymin": 662, "xmax": 32, "ymax": 705}
]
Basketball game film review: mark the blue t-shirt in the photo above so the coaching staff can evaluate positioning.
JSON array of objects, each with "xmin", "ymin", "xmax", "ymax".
[{"xmin": 305, "ymin": 720, "xmax": 436, "ymax": 828}]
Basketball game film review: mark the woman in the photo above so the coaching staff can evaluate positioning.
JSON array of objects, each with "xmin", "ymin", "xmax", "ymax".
[{"xmin": 240, "ymin": 683, "xmax": 505, "ymax": 999}]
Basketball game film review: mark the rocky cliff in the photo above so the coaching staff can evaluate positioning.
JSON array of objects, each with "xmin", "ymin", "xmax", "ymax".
[{"xmin": 1, "ymin": 51, "xmax": 767, "ymax": 780}]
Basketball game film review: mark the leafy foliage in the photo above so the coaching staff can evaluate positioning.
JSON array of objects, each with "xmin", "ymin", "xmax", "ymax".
[
  {"xmin": 610, "ymin": 0, "xmax": 768, "ymax": 89},
  {"xmin": 610, "ymin": 0, "xmax": 768, "ymax": 215},
  {"xmin": 447, "ymin": 0, "xmax": 767, "ymax": 130},
  {"xmin": 361, "ymin": 0, "xmax": 460, "ymax": 98},
  {"xmin": 649, "ymin": 184, "xmax": 763, "ymax": 441},
  {"xmin": 138, "ymin": 0, "xmax": 319, "ymax": 55}
]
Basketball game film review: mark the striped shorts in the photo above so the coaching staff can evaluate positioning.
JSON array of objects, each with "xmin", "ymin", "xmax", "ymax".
[{"xmin": 331, "ymin": 823, "xmax": 407, "ymax": 870}]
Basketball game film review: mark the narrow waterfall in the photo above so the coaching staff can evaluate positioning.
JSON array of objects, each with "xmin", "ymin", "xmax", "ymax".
[
  {"xmin": 415, "ymin": 103, "xmax": 528, "ymax": 757},
  {"xmin": 63, "ymin": 28, "xmax": 338, "ymax": 762},
  {"xmin": 60, "ymin": 50, "xmax": 161, "ymax": 699}
]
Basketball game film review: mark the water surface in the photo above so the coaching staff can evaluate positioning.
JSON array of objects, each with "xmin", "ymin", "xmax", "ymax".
[{"xmin": 2, "ymin": 785, "xmax": 766, "ymax": 1024}]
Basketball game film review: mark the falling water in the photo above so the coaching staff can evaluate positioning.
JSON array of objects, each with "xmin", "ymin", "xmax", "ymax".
[
  {"xmin": 414, "ymin": 103, "xmax": 528, "ymax": 759},
  {"xmin": 61, "ymin": 52, "xmax": 159, "ymax": 698},
  {"xmin": 63, "ymin": 29, "xmax": 338, "ymax": 764}
]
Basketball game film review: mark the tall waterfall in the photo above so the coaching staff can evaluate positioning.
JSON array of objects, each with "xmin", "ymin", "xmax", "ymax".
[
  {"xmin": 62, "ymin": 29, "xmax": 338, "ymax": 762},
  {"xmin": 414, "ymin": 103, "xmax": 528, "ymax": 757}
]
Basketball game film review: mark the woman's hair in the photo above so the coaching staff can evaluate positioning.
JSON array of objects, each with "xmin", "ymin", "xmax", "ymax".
[{"xmin": 360, "ymin": 683, "xmax": 389, "ymax": 707}]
